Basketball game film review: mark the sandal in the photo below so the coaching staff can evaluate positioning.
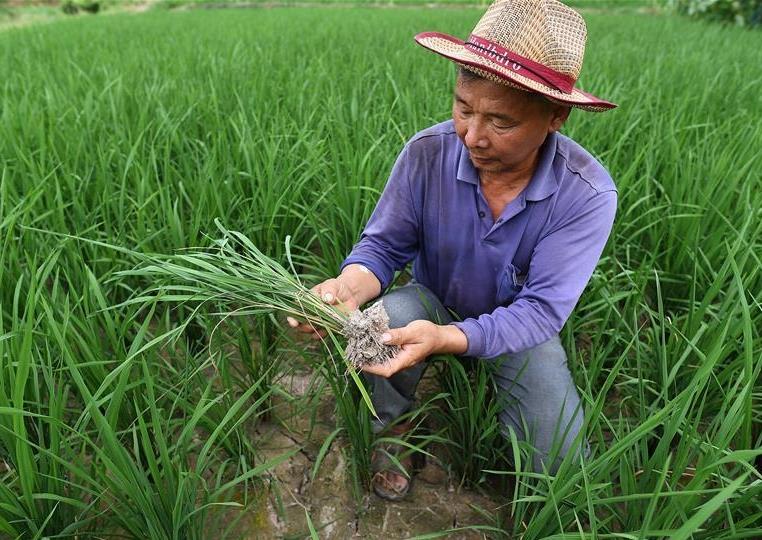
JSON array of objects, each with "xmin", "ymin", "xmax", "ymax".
[{"xmin": 370, "ymin": 422, "xmax": 425, "ymax": 501}]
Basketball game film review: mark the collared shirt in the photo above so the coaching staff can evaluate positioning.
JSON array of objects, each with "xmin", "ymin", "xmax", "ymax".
[{"xmin": 341, "ymin": 119, "xmax": 617, "ymax": 359}]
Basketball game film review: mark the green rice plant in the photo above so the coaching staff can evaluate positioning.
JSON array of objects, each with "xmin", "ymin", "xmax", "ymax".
[
  {"xmin": 319, "ymin": 354, "xmax": 376, "ymax": 499},
  {"xmin": 0, "ymin": 243, "xmax": 294, "ymax": 537},
  {"xmin": 116, "ymin": 219, "xmax": 376, "ymax": 417},
  {"xmin": 116, "ymin": 220, "xmax": 392, "ymax": 501},
  {"xmin": 308, "ymin": 346, "xmax": 446, "ymax": 502},
  {"xmin": 120, "ymin": 222, "xmax": 345, "ymax": 334},
  {"xmin": 41, "ymin": 295, "xmax": 292, "ymax": 539},
  {"xmin": 272, "ymin": 322, "xmax": 377, "ymax": 502},
  {"xmin": 213, "ymin": 314, "xmax": 286, "ymax": 424},
  {"xmin": 0, "ymin": 264, "xmax": 97, "ymax": 538},
  {"xmin": 482, "ymin": 225, "xmax": 762, "ymax": 537},
  {"xmin": 430, "ymin": 355, "xmax": 512, "ymax": 491},
  {"xmin": 140, "ymin": 0, "xmax": 655, "ymax": 7}
]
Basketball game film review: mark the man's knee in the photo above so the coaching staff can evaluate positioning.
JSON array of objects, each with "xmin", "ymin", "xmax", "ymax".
[
  {"xmin": 381, "ymin": 284, "xmax": 451, "ymax": 328},
  {"xmin": 491, "ymin": 336, "xmax": 569, "ymax": 397},
  {"xmin": 492, "ymin": 337, "xmax": 588, "ymax": 473},
  {"xmin": 501, "ymin": 416, "xmax": 587, "ymax": 475}
]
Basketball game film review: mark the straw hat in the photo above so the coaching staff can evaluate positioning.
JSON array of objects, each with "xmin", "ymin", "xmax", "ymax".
[{"xmin": 415, "ymin": 0, "xmax": 616, "ymax": 112}]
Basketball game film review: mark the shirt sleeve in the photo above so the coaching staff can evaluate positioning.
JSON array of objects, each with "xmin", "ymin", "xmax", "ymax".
[
  {"xmin": 452, "ymin": 189, "xmax": 617, "ymax": 358},
  {"xmin": 340, "ymin": 143, "xmax": 420, "ymax": 290}
]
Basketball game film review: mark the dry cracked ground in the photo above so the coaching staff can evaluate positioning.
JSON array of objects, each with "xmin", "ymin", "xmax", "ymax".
[{"xmin": 225, "ymin": 367, "xmax": 509, "ymax": 539}]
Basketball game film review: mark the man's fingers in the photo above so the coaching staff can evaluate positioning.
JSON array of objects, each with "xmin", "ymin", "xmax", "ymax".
[
  {"xmin": 391, "ymin": 347, "xmax": 417, "ymax": 367},
  {"xmin": 380, "ymin": 327, "xmax": 409, "ymax": 346},
  {"xmin": 318, "ymin": 278, "xmax": 354, "ymax": 307},
  {"xmin": 310, "ymin": 328, "xmax": 328, "ymax": 340},
  {"xmin": 362, "ymin": 362, "xmax": 397, "ymax": 378},
  {"xmin": 381, "ymin": 330, "xmax": 395, "ymax": 345},
  {"xmin": 361, "ymin": 348, "xmax": 415, "ymax": 378},
  {"xmin": 310, "ymin": 284, "xmax": 332, "ymax": 304},
  {"xmin": 284, "ymin": 315, "xmax": 308, "ymax": 332},
  {"xmin": 288, "ymin": 276, "xmax": 355, "ymax": 337},
  {"xmin": 298, "ymin": 322, "xmax": 320, "ymax": 334},
  {"xmin": 362, "ymin": 358, "xmax": 407, "ymax": 378},
  {"xmin": 284, "ymin": 315, "xmax": 326, "ymax": 338},
  {"xmin": 286, "ymin": 316, "xmax": 312, "ymax": 333},
  {"xmin": 315, "ymin": 279, "xmax": 343, "ymax": 305}
]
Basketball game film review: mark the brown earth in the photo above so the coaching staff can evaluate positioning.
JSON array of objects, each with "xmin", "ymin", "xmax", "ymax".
[{"xmin": 217, "ymin": 368, "xmax": 508, "ymax": 539}]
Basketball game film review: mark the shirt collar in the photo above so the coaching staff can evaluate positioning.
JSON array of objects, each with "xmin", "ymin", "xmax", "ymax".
[
  {"xmin": 456, "ymin": 144, "xmax": 479, "ymax": 185},
  {"xmin": 456, "ymin": 132, "xmax": 559, "ymax": 202}
]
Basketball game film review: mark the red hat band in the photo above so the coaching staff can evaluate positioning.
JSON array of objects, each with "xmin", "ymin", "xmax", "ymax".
[{"xmin": 463, "ymin": 35, "xmax": 576, "ymax": 94}]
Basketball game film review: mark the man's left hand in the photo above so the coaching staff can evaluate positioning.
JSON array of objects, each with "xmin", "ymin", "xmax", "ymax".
[{"xmin": 361, "ymin": 320, "xmax": 468, "ymax": 378}]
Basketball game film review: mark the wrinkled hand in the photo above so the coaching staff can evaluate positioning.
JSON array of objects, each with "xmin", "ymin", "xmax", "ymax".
[
  {"xmin": 285, "ymin": 277, "xmax": 360, "ymax": 340},
  {"xmin": 361, "ymin": 320, "xmax": 446, "ymax": 378}
]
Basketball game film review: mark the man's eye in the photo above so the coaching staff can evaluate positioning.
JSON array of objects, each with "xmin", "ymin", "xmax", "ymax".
[{"xmin": 493, "ymin": 122, "xmax": 513, "ymax": 130}]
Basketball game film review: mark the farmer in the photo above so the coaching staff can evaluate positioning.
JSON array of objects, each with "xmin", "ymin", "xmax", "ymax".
[{"xmin": 287, "ymin": 0, "xmax": 617, "ymax": 500}]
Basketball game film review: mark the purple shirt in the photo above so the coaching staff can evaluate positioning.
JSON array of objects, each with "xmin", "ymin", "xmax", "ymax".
[{"xmin": 341, "ymin": 119, "xmax": 617, "ymax": 358}]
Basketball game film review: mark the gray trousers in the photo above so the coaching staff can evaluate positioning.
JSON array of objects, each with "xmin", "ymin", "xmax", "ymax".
[{"xmin": 364, "ymin": 283, "xmax": 588, "ymax": 474}]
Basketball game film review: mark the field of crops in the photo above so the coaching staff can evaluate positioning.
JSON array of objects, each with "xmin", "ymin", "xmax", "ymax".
[{"xmin": 1, "ymin": 4, "xmax": 761, "ymax": 539}]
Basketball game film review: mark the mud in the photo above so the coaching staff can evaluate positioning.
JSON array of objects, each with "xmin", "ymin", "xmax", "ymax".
[
  {"xmin": 220, "ymin": 369, "xmax": 507, "ymax": 539},
  {"xmin": 343, "ymin": 301, "xmax": 400, "ymax": 369}
]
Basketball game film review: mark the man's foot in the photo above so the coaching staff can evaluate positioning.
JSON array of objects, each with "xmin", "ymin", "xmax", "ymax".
[
  {"xmin": 370, "ymin": 422, "xmax": 423, "ymax": 501},
  {"xmin": 372, "ymin": 468, "xmax": 412, "ymax": 501}
]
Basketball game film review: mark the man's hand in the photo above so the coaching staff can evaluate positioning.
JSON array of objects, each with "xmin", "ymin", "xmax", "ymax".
[
  {"xmin": 285, "ymin": 264, "xmax": 382, "ymax": 340},
  {"xmin": 286, "ymin": 277, "xmax": 361, "ymax": 339},
  {"xmin": 362, "ymin": 321, "xmax": 468, "ymax": 378}
]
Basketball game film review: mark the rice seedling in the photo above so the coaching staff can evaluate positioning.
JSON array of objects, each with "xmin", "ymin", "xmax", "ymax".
[
  {"xmin": 0, "ymin": 253, "xmax": 291, "ymax": 538},
  {"xmin": 214, "ymin": 314, "xmax": 285, "ymax": 422},
  {"xmin": 429, "ymin": 355, "xmax": 512, "ymax": 491},
  {"xmin": 0, "ymin": 260, "xmax": 96, "ymax": 538},
  {"xmin": 115, "ymin": 220, "xmax": 406, "ymax": 413}
]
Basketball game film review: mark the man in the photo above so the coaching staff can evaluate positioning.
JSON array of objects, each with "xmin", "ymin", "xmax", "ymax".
[{"xmin": 288, "ymin": 0, "xmax": 617, "ymax": 500}]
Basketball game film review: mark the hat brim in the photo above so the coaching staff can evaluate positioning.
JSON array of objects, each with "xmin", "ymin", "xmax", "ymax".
[{"xmin": 415, "ymin": 32, "xmax": 617, "ymax": 112}]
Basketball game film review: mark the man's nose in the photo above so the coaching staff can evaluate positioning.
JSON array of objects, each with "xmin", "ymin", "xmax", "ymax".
[{"xmin": 464, "ymin": 120, "xmax": 488, "ymax": 149}]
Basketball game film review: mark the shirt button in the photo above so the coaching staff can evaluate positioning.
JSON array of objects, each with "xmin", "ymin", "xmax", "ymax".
[{"xmin": 478, "ymin": 211, "xmax": 486, "ymax": 218}]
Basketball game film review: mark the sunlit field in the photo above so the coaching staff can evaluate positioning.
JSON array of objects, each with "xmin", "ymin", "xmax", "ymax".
[{"xmin": 1, "ymin": 5, "xmax": 761, "ymax": 538}]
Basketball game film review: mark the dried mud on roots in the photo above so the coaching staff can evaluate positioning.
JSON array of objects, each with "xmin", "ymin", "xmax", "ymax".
[{"xmin": 343, "ymin": 301, "xmax": 400, "ymax": 369}]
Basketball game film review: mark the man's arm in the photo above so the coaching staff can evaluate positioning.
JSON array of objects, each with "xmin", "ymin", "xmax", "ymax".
[
  {"xmin": 362, "ymin": 190, "xmax": 616, "ymax": 366},
  {"xmin": 453, "ymin": 189, "xmax": 617, "ymax": 358},
  {"xmin": 365, "ymin": 189, "xmax": 615, "ymax": 374}
]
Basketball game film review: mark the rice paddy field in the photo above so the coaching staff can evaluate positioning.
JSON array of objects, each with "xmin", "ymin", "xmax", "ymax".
[{"xmin": 1, "ymin": 3, "xmax": 761, "ymax": 539}]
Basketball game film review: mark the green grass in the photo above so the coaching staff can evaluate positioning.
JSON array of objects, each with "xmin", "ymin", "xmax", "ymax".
[
  {"xmin": 0, "ymin": 5, "xmax": 760, "ymax": 538},
  {"xmin": 38, "ymin": 0, "xmax": 660, "ymax": 7}
]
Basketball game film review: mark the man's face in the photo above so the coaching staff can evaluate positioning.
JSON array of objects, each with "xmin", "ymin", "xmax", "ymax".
[{"xmin": 452, "ymin": 74, "xmax": 569, "ymax": 177}]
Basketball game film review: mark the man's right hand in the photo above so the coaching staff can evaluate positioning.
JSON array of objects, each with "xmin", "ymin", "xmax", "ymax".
[
  {"xmin": 285, "ymin": 264, "xmax": 382, "ymax": 340},
  {"xmin": 286, "ymin": 277, "xmax": 360, "ymax": 340}
]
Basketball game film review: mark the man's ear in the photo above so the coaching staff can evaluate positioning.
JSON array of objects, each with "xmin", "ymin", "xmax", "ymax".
[{"xmin": 548, "ymin": 105, "xmax": 571, "ymax": 133}]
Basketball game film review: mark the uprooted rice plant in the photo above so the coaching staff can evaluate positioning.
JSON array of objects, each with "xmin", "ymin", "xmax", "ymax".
[
  {"xmin": 117, "ymin": 220, "xmax": 401, "ymax": 373},
  {"xmin": 0, "ymin": 5, "xmax": 760, "ymax": 538}
]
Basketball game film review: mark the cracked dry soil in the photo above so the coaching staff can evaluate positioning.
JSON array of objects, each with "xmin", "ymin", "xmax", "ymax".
[{"xmin": 219, "ymin": 368, "xmax": 507, "ymax": 539}]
